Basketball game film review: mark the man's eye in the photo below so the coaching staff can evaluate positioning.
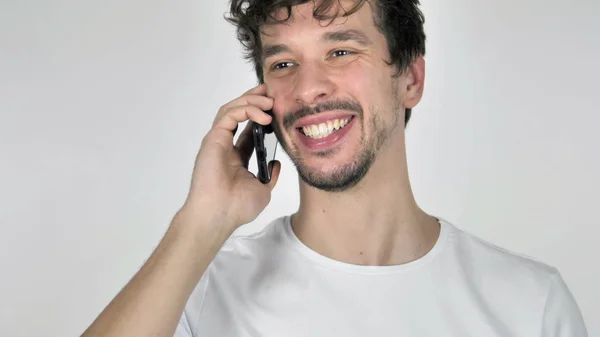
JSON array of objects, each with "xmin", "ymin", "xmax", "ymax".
[
  {"xmin": 273, "ymin": 62, "xmax": 294, "ymax": 70},
  {"xmin": 331, "ymin": 50, "xmax": 354, "ymax": 57}
]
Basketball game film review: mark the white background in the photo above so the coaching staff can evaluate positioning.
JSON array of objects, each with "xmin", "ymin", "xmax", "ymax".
[{"xmin": 1, "ymin": 0, "xmax": 598, "ymax": 336}]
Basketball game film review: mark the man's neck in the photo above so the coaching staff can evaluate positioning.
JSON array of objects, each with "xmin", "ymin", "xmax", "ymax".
[{"xmin": 291, "ymin": 143, "xmax": 440, "ymax": 267}]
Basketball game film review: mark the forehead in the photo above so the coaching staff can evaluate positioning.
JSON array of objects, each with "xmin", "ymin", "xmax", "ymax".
[{"xmin": 259, "ymin": 1, "xmax": 378, "ymax": 44}]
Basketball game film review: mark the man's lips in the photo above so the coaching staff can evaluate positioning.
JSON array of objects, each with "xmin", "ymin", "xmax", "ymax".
[
  {"xmin": 296, "ymin": 115, "xmax": 357, "ymax": 150},
  {"xmin": 293, "ymin": 111, "xmax": 358, "ymax": 129}
]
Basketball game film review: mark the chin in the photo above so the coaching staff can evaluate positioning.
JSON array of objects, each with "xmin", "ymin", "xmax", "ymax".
[{"xmin": 294, "ymin": 146, "xmax": 376, "ymax": 193}]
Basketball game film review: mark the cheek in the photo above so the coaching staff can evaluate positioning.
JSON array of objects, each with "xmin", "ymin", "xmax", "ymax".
[
  {"xmin": 334, "ymin": 63, "xmax": 372, "ymax": 93},
  {"xmin": 266, "ymin": 79, "xmax": 295, "ymax": 114},
  {"xmin": 346, "ymin": 72, "xmax": 392, "ymax": 121},
  {"xmin": 339, "ymin": 61, "xmax": 388, "ymax": 100}
]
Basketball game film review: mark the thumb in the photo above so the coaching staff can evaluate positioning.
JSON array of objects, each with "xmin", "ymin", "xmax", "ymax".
[{"xmin": 267, "ymin": 160, "xmax": 281, "ymax": 190}]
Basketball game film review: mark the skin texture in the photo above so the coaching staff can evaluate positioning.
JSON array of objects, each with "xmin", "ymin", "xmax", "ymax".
[{"xmin": 80, "ymin": 1, "xmax": 438, "ymax": 336}]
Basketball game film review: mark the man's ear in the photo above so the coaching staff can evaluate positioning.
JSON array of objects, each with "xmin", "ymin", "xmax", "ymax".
[{"xmin": 403, "ymin": 56, "xmax": 425, "ymax": 109}]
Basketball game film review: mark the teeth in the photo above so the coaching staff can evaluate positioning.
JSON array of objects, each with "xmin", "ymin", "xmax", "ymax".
[
  {"xmin": 310, "ymin": 125, "xmax": 319, "ymax": 137},
  {"xmin": 318, "ymin": 123, "xmax": 327, "ymax": 137},
  {"xmin": 301, "ymin": 117, "xmax": 351, "ymax": 139}
]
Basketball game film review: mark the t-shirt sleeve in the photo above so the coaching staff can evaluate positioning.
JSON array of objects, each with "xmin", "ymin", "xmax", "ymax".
[
  {"xmin": 172, "ymin": 267, "xmax": 212, "ymax": 337},
  {"xmin": 173, "ymin": 311, "xmax": 194, "ymax": 337},
  {"xmin": 541, "ymin": 271, "xmax": 588, "ymax": 337}
]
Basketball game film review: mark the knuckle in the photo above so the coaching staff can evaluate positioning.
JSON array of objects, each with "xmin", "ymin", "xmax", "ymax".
[
  {"xmin": 216, "ymin": 105, "xmax": 229, "ymax": 117},
  {"xmin": 201, "ymin": 130, "xmax": 215, "ymax": 146},
  {"xmin": 212, "ymin": 110, "xmax": 226, "ymax": 126}
]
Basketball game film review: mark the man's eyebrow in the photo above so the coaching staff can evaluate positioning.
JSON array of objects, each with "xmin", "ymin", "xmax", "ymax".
[
  {"xmin": 262, "ymin": 44, "xmax": 290, "ymax": 63},
  {"xmin": 261, "ymin": 29, "xmax": 372, "ymax": 63},
  {"xmin": 321, "ymin": 29, "xmax": 373, "ymax": 46}
]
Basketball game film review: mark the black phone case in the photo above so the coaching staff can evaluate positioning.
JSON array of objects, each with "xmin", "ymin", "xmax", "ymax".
[{"xmin": 252, "ymin": 122, "xmax": 271, "ymax": 184}]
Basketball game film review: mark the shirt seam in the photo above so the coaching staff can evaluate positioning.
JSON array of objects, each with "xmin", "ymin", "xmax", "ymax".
[
  {"xmin": 191, "ymin": 265, "xmax": 212, "ymax": 337},
  {"xmin": 539, "ymin": 267, "xmax": 559, "ymax": 337}
]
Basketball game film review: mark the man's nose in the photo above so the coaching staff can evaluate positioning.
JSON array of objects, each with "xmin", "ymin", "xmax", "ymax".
[{"xmin": 292, "ymin": 61, "xmax": 336, "ymax": 106}]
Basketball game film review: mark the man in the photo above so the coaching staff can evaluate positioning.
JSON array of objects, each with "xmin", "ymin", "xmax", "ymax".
[{"xmin": 82, "ymin": 0, "xmax": 588, "ymax": 336}]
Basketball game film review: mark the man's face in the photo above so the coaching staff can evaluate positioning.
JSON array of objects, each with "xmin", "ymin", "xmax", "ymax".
[{"xmin": 261, "ymin": 1, "xmax": 414, "ymax": 192}]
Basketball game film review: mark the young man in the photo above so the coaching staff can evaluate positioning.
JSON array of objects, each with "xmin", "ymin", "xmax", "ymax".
[{"xmin": 82, "ymin": 1, "xmax": 588, "ymax": 336}]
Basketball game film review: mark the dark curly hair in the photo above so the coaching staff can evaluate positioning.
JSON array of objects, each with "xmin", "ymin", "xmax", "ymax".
[{"xmin": 225, "ymin": 0, "xmax": 426, "ymax": 125}]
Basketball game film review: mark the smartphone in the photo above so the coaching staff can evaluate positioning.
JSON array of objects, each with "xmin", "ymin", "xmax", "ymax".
[{"xmin": 252, "ymin": 110, "xmax": 277, "ymax": 184}]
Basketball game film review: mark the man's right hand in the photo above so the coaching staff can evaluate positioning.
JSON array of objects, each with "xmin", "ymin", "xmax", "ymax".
[
  {"xmin": 179, "ymin": 84, "xmax": 281, "ymax": 234},
  {"xmin": 80, "ymin": 84, "xmax": 282, "ymax": 337}
]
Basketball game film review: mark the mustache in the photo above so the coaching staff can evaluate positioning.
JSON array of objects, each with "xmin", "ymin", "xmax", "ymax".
[{"xmin": 282, "ymin": 99, "xmax": 363, "ymax": 130}]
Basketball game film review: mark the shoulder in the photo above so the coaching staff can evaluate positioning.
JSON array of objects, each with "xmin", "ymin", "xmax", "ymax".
[
  {"xmin": 439, "ymin": 218, "xmax": 562, "ymax": 318},
  {"xmin": 187, "ymin": 216, "xmax": 288, "ymax": 292},
  {"xmin": 218, "ymin": 216, "xmax": 289, "ymax": 259},
  {"xmin": 440, "ymin": 219, "xmax": 588, "ymax": 334},
  {"xmin": 202, "ymin": 216, "xmax": 292, "ymax": 282},
  {"xmin": 442, "ymin": 218, "xmax": 558, "ymax": 283},
  {"xmin": 180, "ymin": 216, "xmax": 289, "ymax": 333}
]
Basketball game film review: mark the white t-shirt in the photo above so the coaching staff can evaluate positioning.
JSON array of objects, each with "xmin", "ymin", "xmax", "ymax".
[{"xmin": 174, "ymin": 216, "xmax": 587, "ymax": 337}]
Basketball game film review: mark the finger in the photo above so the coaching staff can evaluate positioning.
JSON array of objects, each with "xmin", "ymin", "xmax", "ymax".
[
  {"xmin": 235, "ymin": 122, "xmax": 255, "ymax": 168},
  {"xmin": 213, "ymin": 84, "xmax": 272, "ymax": 136},
  {"xmin": 266, "ymin": 160, "xmax": 281, "ymax": 190},
  {"xmin": 212, "ymin": 105, "xmax": 272, "ymax": 132},
  {"xmin": 222, "ymin": 94, "xmax": 274, "ymax": 112},
  {"xmin": 242, "ymin": 83, "xmax": 267, "ymax": 96}
]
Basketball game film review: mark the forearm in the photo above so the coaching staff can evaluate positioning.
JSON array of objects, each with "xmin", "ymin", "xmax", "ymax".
[{"xmin": 81, "ymin": 209, "xmax": 232, "ymax": 337}]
